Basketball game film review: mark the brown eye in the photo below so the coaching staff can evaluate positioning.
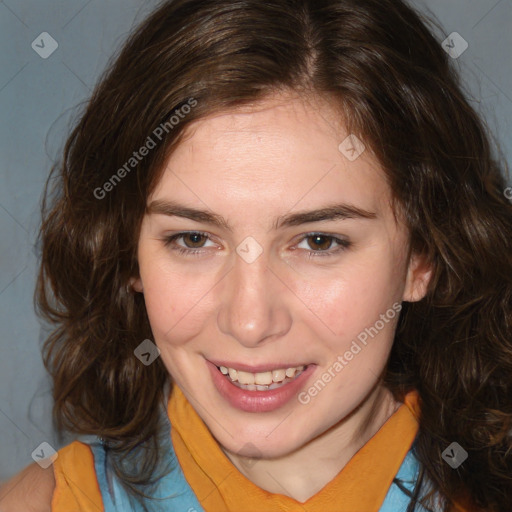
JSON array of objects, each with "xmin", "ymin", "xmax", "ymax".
[
  {"xmin": 182, "ymin": 233, "xmax": 207, "ymax": 248},
  {"xmin": 307, "ymin": 235, "xmax": 334, "ymax": 251},
  {"xmin": 163, "ymin": 231, "xmax": 216, "ymax": 256},
  {"xmin": 296, "ymin": 233, "xmax": 351, "ymax": 257}
]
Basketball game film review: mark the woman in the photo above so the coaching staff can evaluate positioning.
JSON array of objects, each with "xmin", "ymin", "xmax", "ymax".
[{"xmin": 1, "ymin": 0, "xmax": 511, "ymax": 510}]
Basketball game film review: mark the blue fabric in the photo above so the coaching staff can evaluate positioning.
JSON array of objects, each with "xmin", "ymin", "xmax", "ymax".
[
  {"xmin": 379, "ymin": 449, "xmax": 439, "ymax": 512},
  {"xmin": 88, "ymin": 386, "xmax": 432, "ymax": 512},
  {"xmin": 90, "ymin": 435, "xmax": 433, "ymax": 512},
  {"xmin": 90, "ymin": 436, "xmax": 205, "ymax": 512}
]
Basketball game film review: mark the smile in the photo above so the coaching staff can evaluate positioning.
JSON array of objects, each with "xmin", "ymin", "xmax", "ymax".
[
  {"xmin": 207, "ymin": 359, "xmax": 317, "ymax": 413},
  {"xmin": 216, "ymin": 365, "xmax": 307, "ymax": 391}
]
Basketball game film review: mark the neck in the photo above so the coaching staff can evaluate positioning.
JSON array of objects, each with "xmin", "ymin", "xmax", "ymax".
[{"xmin": 221, "ymin": 383, "xmax": 401, "ymax": 503}]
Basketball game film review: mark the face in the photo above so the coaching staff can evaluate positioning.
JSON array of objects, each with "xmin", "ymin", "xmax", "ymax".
[{"xmin": 133, "ymin": 92, "xmax": 431, "ymax": 460}]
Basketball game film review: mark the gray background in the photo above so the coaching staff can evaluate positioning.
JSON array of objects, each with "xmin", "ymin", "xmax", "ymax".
[{"xmin": 0, "ymin": 0, "xmax": 511, "ymax": 482}]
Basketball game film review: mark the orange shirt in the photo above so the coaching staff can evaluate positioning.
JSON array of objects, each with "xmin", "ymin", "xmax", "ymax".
[{"xmin": 52, "ymin": 386, "xmax": 473, "ymax": 512}]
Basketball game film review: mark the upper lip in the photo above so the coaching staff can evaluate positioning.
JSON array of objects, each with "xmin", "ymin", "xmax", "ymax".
[{"xmin": 207, "ymin": 358, "xmax": 314, "ymax": 373}]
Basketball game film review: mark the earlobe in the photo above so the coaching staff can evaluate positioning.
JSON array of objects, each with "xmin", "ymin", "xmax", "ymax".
[
  {"xmin": 402, "ymin": 253, "xmax": 432, "ymax": 302},
  {"xmin": 130, "ymin": 276, "xmax": 144, "ymax": 293}
]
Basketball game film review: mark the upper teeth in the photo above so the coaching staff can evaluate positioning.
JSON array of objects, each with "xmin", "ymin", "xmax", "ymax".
[{"xmin": 219, "ymin": 365, "xmax": 305, "ymax": 385}]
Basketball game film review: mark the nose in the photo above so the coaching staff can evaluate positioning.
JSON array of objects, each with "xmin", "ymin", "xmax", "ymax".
[{"xmin": 217, "ymin": 250, "xmax": 292, "ymax": 348}]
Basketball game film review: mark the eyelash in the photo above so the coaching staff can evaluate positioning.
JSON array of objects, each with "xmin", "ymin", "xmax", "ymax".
[{"xmin": 162, "ymin": 231, "xmax": 352, "ymax": 258}]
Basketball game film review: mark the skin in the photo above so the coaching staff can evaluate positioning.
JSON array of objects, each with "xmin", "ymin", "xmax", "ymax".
[
  {"xmin": 0, "ymin": 462, "xmax": 54, "ymax": 512},
  {"xmin": 132, "ymin": 91, "xmax": 432, "ymax": 503}
]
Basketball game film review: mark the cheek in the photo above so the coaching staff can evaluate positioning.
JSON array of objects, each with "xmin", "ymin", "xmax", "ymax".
[
  {"xmin": 292, "ymin": 253, "xmax": 403, "ymax": 341},
  {"xmin": 139, "ymin": 258, "xmax": 220, "ymax": 344},
  {"xmin": 301, "ymin": 276, "xmax": 400, "ymax": 397}
]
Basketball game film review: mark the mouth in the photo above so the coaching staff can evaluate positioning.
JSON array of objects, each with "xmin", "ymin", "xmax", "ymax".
[
  {"xmin": 215, "ymin": 364, "xmax": 309, "ymax": 391},
  {"xmin": 206, "ymin": 359, "xmax": 317, "ymax": 413}
]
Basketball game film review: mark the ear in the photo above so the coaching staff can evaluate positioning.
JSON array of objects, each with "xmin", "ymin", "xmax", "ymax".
[
  {"xmin": 402, "ymin": 252, "xmax": 432, "ymax": 302},
  {"xmin": 130, "ymin": 276, "xmax": 144, "ymax": 293}
]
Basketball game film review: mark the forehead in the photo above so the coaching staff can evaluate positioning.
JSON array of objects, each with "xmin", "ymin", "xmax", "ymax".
[{"xmin": 150, "ymin": 93, "xmax": 393, "ymax": 223}]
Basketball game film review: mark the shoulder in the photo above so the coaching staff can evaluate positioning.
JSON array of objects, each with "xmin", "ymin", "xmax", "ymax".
[
  {"xmin": 52, "ymin": 440, "xmax": 104, "ymax": 511},
  {"xmin": 0, "ymin": 461, "xmax": 55, "ymax": 512},
  {"xmin": 0, "ymin": 440, "xmax": 104, "ymax": 512}
]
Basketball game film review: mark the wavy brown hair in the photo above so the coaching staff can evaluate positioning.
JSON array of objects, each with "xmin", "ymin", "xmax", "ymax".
[{"xmin": 37, "ymin": 0, "xmax": 512, "ymax": 510}]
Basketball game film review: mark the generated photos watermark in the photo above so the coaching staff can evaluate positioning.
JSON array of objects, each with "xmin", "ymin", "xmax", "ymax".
[
  {"xmin": 134, "ymin": 339, "xmax": 161, "ymax": 366},
  {"xmin": 442, "ymin": 441, "xmax": 468, "ymax": 469},
  {"xmin": 298, "ymin": 302, "xmax": 402, "ymax": 404},
  {"xmin": 31, "ymin": 441, "xmax": 58, "ymax": 469},
  {"xmin": 93, "ymin": 97, "xmax": 198, "ymax": 200}
]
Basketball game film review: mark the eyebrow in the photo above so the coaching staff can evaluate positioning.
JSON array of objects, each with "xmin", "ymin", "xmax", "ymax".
[{"xmin": 147, "ymin": 199, "xmax": 377, "ymax": 231}]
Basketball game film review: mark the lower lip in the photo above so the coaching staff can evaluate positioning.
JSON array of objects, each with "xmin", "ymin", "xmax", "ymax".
[{"xmin": 206, "ymin": 360, "xmax": 317, "ymax": 413}]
